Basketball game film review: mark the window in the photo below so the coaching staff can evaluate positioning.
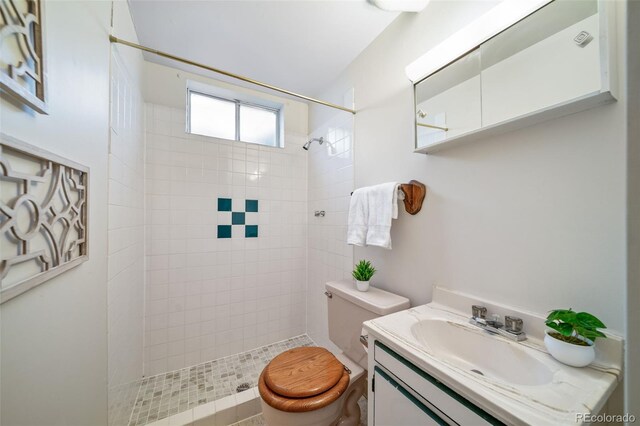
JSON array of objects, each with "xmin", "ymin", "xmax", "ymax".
[{"xmin": 188, "ymin": 89, "xmax": 281, "ymax": 147}]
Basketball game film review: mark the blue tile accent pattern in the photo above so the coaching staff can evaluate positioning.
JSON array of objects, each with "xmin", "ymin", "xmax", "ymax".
[
  {"xmin": 217, "ymin": 198, "xmax": 258, "ymax": 238},
  {"xmin": 217, "ymin": 198, "xmax": 232, "ymax": 212},
  {"xmin": 217, "ymin": 225, "xmax": 232, "ymax": 239},
  {"xmin": 232, "ymin": 212, "xmax": 245, "ymax": 225},
  {"xmin": 245, "ymin": 225, "xmax": 258, "ymax": 238}
]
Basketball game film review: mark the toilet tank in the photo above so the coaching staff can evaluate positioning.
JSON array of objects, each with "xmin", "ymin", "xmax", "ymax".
[{"xmin": 326, "ymin": 280, "xmax": 410, "ymax": 370}]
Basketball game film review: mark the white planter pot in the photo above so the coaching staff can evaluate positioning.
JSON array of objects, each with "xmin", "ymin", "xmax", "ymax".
[
  {"xmin": 544, "ymin": 330, "xmax": 595, "ymax": 367},
  {"xmin": 356, "ymin": 280, "xmax": 370, "ymax": 292}
]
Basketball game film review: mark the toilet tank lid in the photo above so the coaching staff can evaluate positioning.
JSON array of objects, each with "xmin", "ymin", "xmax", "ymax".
[{"xmin": 325, "ymin": 280, "xmax": 410, "ymax": 316}]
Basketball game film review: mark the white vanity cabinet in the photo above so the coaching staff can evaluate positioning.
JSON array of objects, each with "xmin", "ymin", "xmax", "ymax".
[
  {"xmin": 373, "ymin": 367, "xmax": 444, "ymax": 426},
  {"xmin": 371, "ymin": 340, "xmax": 504, "ymax": 426}
]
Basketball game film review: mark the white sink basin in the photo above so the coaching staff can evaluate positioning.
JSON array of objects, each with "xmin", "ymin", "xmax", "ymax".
[{"xmin": 410, "ymin": 319, "xmax": 553, "ymax": 386}]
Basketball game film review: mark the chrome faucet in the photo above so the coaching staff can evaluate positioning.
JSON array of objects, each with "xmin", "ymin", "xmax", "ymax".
[{"xmin": 469, "ymin": 305, "xmax": 527, "ymax": 342}]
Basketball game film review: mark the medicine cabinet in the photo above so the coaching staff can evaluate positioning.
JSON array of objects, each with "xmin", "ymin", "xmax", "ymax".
[{"xmin": 414, "ymin": 0, "xmax": 617, "ymax": 154}]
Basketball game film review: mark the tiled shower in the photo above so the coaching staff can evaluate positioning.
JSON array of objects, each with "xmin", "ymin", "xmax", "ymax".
[{"xmin": 143, "ymin": 103, "xmax": 309, "ymax": 376}]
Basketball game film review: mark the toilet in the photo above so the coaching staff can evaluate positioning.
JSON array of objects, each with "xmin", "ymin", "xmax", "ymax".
[{"xmin": 258, "ymin": 280, "xmax": 410, "ymax": 426}]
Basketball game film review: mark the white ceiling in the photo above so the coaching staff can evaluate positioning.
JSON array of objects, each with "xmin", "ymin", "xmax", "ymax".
[{"xmin": 128, "ymin": 1, "xmax": 399, "ymax": 97}]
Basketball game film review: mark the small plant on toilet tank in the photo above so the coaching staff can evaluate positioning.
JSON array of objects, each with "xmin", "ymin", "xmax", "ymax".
[
  {"xmin": 352, "ymin": 260, "xmax": 376, "ymax": 292},
  {"xmin": 544, "ymin": 309, "xmax": 607, "ymax": 367}
]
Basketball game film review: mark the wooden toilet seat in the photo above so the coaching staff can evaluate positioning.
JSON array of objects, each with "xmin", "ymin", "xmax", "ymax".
[{"xmin": 259, "ymin": 347, "xmax": 350, "ymax": 413}]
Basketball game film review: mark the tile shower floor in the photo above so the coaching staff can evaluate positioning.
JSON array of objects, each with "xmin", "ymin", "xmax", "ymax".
[{"xmin": 129, "ymin": 335, "xmax": 314, "ymax": 426}]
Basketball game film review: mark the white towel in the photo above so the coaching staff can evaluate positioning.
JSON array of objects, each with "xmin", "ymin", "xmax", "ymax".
[
  {"xmin": 347, "ymin": 188, "xmax": 368, "ymax": 247},
  {"xmin": 347, "ymin": 182, "xmax": 399, "ymax": 250}
]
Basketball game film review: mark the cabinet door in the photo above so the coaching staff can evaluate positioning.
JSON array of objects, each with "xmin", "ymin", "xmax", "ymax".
[
  {"xmin": 373, "ymin": 341, "xmax": 504, "ymax": 425},
  {"xmin": 480, "ymin": 0, "xmax": 601, "ymax": 126},
  {"xmin": 414, "ymin": 49, "xmax": 482, "ymax": 149},
  {"xmin": 373, "ymin": 367, "xmax": 449, "ymax": 426}
]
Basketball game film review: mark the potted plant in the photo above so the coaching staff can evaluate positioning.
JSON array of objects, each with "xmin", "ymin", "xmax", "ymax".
[
  {"xmin": 352, "ymin": 260, "xmax": 376, "ymax": 292},
  {"xmin": 544, "ymin": 309, "xmax": 607, "ymax": 367}
]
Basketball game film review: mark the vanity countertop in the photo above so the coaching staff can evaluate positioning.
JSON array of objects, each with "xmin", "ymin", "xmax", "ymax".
[{"xmin": 363, "ymin": 289, "xmax": 622, "ymax": 426}]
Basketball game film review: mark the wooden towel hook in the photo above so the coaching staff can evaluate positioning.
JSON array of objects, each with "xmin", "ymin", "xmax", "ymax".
[{"xmin": 399, "ymin": 180, "xmax": 427, "ymax": 215}]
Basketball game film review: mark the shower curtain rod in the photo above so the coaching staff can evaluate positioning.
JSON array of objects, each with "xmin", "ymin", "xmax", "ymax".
[{"xmin": 109, "ymin": 36, "xmax": 356, "ymax": 115}]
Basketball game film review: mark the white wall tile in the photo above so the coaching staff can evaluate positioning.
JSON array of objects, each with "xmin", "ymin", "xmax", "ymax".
[
  {"xmin": 108, "ymin": 44, "xmax": 145, "ymax": 426},
  {"xmin": 144, "ymin": 103, "xmax": 308, "ymax": 374},
  {"xmin": 306, "ymin": 114, "xmax": 354, "ymax": 349}
]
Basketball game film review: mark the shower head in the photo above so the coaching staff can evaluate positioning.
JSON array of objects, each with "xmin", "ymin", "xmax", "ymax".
[{"xmin": 303, "ymin": 137, "xmax": 324, "ymax": 150}]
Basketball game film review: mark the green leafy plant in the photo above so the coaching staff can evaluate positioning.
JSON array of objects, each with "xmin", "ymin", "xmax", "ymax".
[
  {"xmin": 545, "ymin": 309, "xmax": 607, "ymax": 345},
  {"xmin": 352, "ymin": 260, "xmax": 376, "ymax": 282}
]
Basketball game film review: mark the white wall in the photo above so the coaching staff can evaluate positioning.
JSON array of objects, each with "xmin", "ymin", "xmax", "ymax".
[
  {"xmin": 141, "ymin": 63, "xmax": 309, "ymax": 376},
  {"xmin": 107, "ymin": 2, "xmax": 146, "ymax": 425},
  {"xmin": 310, "ymin": 0, "xmax": 626, "ymax": 337},
  {"xmin": 0, "ymin": 1, "xmax": 112, "ymax": 424},
  {"xmin": 306, "ymin": 111, "xmax": 354, "ymax": 348}
]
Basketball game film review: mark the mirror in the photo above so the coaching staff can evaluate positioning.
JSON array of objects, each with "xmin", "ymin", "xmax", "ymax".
[
  {"xmin": 414, "ymin": 0, "xmax": 608, "ymax": 152},
  {"xmin": 414, "ymin": 49, "xmax": 481, "ymax": 149},
  {"xmin": 480, "ymin": 0, "xmax": 599, "ymax": 126}
]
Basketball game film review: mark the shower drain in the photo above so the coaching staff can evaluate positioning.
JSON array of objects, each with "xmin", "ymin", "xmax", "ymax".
[{"xmin": 236, "ymin": 382, "xmax": 251, "ymax": 393}]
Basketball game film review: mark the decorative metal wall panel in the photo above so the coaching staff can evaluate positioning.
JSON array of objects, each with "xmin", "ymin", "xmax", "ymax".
[
  {"xmin": 0, "ymin": 133, "xmax": 88, "ymax": 303},
  {"xmin": 0, "ymin": 0, "xmax": 47, "ymax": 113}
]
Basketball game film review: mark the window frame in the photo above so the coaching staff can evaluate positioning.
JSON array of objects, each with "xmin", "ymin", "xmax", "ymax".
[{"xmin": 187, "ymin": 88, "xmax": 282, "ymax": 148}]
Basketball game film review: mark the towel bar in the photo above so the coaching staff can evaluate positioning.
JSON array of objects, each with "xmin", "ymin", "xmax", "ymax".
[
  {"xmin": 399, "ymin": 180, "xmax": 427, "ymax": 215},
  {"xmin": 350, "ymin": 180, "xmax": 427, "ymax": 215}
]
